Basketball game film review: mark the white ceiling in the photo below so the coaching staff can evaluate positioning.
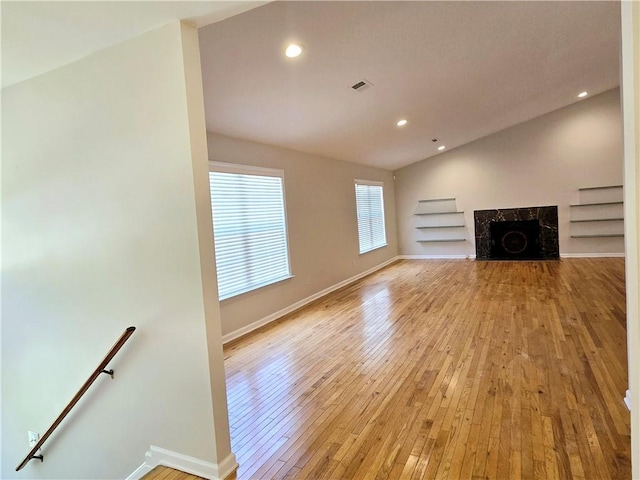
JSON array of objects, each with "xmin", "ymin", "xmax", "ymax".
[
  {"xmin": 198, "ymin": 1, "xmax": 621, "ymax": 171},
  {"xmin": 1, "ymin": 1, "xmax": 267, "ymax": 88},
  {"xmin": 2, "ymin": 1, "xmax": 621, "ymax": 172}
]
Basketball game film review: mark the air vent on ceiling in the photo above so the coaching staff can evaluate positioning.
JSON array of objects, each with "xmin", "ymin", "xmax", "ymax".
[{"xmin": 351, "ymin": 79, "xmax": 374, "ymax": 92}]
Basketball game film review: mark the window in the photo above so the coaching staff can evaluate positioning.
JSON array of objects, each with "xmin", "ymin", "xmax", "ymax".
[
  {"xmin": 209, "ymin": 162, "xmax": 291, "ymax": 300},
  {"xmin": 355, "ymin": 180, "xmax": 387, "ymax": 254}
]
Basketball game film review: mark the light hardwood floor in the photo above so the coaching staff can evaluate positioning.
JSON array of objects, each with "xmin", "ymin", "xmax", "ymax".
[
  {"xmin": 224, "ymin": 259, "xmax": 630, "ymax": 479},
  {"xmin": 141, "ymin": 465, "xmax": 204, "ymax": 480}
]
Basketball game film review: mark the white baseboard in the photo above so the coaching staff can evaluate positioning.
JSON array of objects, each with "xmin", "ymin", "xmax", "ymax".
[
  {"xmin": 216, "ymin": 453, "xmax": 239, "ymax": 480},
  {"xmin": 625, "ymin": 389, "xmax": 631, "ymax": 411},
  {"xmin": 222, "ymin": 256, "xmax": 400, "ymax": 344},
  {"xmin": 398, "ymin": 254, "xmax": 475, "ymax": 260},
  {"xmin": 560, "ymin": 253, "xmax": 626, "ymax": 258},
  {"xmin": 127, "ymin": 462, "xmax": 152, "ymax": 480},
  {"xmin": 400, "ymin": 253, "xmax": 625, "ymax": 260},
  {"xmin": 127, "ymin": 446, "xmax": 238, "ymax": 480}
]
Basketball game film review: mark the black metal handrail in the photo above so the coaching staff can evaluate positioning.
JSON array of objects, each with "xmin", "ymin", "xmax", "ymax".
[{"xmin": 16, "ymin": 326, "xmax": 136, "ymax": 471}]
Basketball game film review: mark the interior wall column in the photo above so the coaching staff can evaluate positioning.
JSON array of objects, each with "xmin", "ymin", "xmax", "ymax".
[
  {"xmin": 179, "ymin": 21, "xmax": 236, "ymax": 476},
  {"xmin": 621, "ymin": 1, "xmax": 640, "ymax": 477}
]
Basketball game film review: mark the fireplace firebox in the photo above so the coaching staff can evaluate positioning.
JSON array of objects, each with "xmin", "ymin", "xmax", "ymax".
[
  {"xmin": 490, "ymin": 220, "xmax": 541, "ymax": 259},
  {"xmin": 474, "ymin": 206, "xmax": 559, "ymax": 260}
]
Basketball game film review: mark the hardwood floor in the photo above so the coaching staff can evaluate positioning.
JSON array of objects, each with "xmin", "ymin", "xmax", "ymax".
[
  {"xmin": 223, "ymin": 259, "xmax": 630, "ymax": 479},
  {"xmin": 142, "ymin": 465, "xmax": 204, "ymax": 480}
]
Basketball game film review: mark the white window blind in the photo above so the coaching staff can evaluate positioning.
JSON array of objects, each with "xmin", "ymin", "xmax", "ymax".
[
  {"xmin": 209, "ymin": 162, "xmax": 291, "ymax": 300},
  {"xmin": 355, "ymin": 180, "xmax": 387, "ymax": 254}
]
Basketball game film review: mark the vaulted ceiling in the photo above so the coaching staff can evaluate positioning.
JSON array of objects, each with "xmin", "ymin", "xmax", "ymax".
[
  {"xmin": 2, "ymin": 1, "xmax": 621, "ymax": 172},
  {"xmin": 198, "ymin": 1, "xmax": 621, "ymax": 171}
]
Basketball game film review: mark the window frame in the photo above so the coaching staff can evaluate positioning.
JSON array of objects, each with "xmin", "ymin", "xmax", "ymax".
[
  {"xmin": 354, "ymin": 179, "xmax": 388, "ymax": 254},
  {"xmin": 208, "ymin": 161, "xmax": 293, "ymax": 301}
]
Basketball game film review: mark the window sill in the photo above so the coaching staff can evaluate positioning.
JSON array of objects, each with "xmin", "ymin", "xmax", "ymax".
[{"xmin": 359, "ymin": 243, "xmax": 388, "ymax": 255}]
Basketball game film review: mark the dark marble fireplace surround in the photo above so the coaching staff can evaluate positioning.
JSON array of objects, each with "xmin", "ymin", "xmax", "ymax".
[{"xmin": 474, "ymin": 206, "xmax": 559, "ymax": 260}]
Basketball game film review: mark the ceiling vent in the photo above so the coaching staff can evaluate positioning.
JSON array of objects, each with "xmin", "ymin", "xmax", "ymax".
[{"xmin": 351, "ymin": 79, "xmax": 374, "ymax": 92}]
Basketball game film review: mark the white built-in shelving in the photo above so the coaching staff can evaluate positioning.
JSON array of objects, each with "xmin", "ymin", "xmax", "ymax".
[
  {"xmin": 569, "ymin": 185, "xmax": 624, "ymax": 239},
  {"xmin": 414, "ymin": 198, "xmax": 467, "ymax": 243}
]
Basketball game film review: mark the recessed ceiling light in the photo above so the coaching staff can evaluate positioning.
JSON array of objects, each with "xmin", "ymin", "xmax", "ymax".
[
  {"xmin": 396, "ymin": 119, "xmax": 408, "ymax": 127},
  {"xmin": 438, "ymin": 145, "xmax": 446, "ymax": 151},
  {"xmin": 285, "ymin": 43, "xmax": 303, "ymax": 58},
  {"xmin": 578, "ymin": 91, "xmax": 588, "ymax": 98}
]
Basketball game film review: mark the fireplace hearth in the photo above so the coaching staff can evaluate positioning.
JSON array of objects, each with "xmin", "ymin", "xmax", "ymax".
[{"xmin": 474, "ymin": 206, "xmax": 559, "ymax": 260}]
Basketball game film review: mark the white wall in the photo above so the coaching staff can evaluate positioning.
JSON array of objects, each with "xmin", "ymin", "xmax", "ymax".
[
  {"xmin": 207, "ymin": 133, "xmax": 398, "ymax": 339},
  {"xmin": 1, "ymin": 22, "xmax": 232, "ymax": 479},
  {"xmin": 394, "ymin": 88, "xmax": 624, "ymax": 258}
]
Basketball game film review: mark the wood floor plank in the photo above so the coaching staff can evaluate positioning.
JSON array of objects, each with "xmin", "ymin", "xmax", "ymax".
[
  {"xmin": 224, "ymin": 259, "xmax": 631, "ymax": 480},
  {"xmin": 141, "ymin": 466, "xmax": 205, "ymax": 480}
]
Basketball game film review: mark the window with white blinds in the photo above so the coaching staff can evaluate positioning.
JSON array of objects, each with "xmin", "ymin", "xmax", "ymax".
[
  {"xmin": 209, "ymin": 162, "xmax": 292, "ymax": 300},
  {"xmin": 355, "ymin": 180, "xmax": 387, "ymax": 254}
]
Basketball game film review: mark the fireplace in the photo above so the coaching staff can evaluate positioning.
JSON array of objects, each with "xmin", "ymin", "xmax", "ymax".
[{"xmin": 474, "ymin": 206, "xmax": 559, "ymax": 260}]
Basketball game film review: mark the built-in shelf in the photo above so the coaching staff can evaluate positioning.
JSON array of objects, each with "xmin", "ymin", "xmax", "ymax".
[
  {"xmin": 416, "ymin": 225, "xmax": 465, "ymax": 229},
  {"xmin": 417, "ymin": 239, "xmax": 466, "ymax": 243},
  {"xmin": 570, "ymin": 218, "xmax": 624, "ymax": 223},
  {"xmin": 578, "ymin": 185, "xmax": 623, "ymax": 191},
  {"xmin": 571, "ymin": 234, "xmax": 624, "ymax": 238},
  {"xmin": 570, "ymin": 186, "xmax": 624, "ymax": 240},
  {"xmin": 570, "ymin": 201, "xmax": 623, "ymax": 207},
  {"xmin": 418, "ymin": 197, "xmax": 456, "ymax": 203},
  {"xmin": 415, "ymin": 211, "xmax": 464, "ymax": 216},
  {"xmin": 415, "ymin": 197, "xmax": 467, "ymax": 244}
]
